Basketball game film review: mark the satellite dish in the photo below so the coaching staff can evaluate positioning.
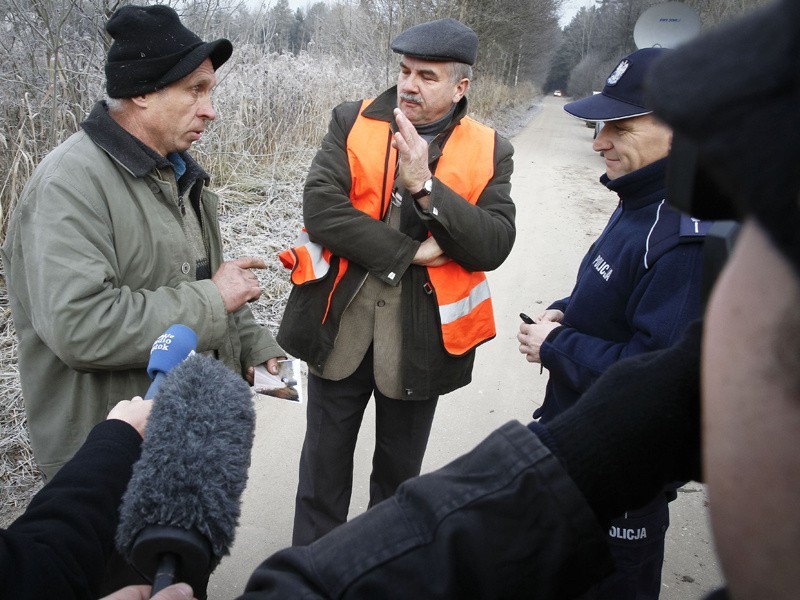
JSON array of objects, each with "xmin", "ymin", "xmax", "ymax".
[{"xmin": 634, "ymin": 2, "xmax": 701, "ymax": 49}]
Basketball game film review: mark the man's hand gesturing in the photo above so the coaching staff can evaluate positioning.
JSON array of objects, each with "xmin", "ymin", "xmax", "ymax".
[
  {"xmin": 212, "ymin": 256, "xmax": 266, "ymax": 312},
  {"xmin": 392, "ymin": 108, "xmax": 433, "ymax": 209}
]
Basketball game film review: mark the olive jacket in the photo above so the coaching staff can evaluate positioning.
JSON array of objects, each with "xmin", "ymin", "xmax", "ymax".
[{"xmin": 1, "ymin": 101, "xmax": 283, "ymax": 477}]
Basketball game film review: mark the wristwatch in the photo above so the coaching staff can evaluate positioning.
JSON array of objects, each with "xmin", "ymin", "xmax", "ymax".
[{"xmin": 411, "ymin": 178, "xmax": 433, "ymax": 200}]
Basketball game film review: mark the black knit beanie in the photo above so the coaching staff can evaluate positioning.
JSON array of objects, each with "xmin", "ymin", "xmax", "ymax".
[
  {"xmin": 105, "ymin": 5, "xmax": 233, "ymax": 99},
  {"xmin": 646, "ymin": 0, "xmax": 800, "ymax": 278}
]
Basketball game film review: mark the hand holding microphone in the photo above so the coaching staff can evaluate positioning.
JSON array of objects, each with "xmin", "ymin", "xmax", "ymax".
[
  {"xmin": 101, "ymin": 582, "xmax": 196, "ymax": 600},
  {"xmin": 107, "ymin": 397, "xmax": 152, "ymax": 438}
]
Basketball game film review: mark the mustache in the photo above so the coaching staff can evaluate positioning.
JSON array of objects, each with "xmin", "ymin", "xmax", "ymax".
[{"xmin": 398, "ymin": 93, "xmax": 422, "ymax": 105}]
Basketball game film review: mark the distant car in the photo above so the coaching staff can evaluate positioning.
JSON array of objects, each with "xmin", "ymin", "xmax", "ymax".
[{"xmin": 553, "ymin": 90, "xmax": 562, "ymax": 97}]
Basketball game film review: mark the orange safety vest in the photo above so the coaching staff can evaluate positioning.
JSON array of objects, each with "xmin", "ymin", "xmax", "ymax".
[{"xmin": 280, "ymin": 99, "xmax": 497, "ymax": 356}]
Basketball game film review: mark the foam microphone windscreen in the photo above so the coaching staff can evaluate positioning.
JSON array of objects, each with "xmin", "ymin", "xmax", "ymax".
[{"xmin": 116, "ymin": 353, "xmax": 256, "ymax": 595}]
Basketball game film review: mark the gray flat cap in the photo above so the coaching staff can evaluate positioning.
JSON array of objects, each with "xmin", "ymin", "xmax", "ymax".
[{"xmin": 391, "ymin": 18, "xmax": 478, "ymax": 65}]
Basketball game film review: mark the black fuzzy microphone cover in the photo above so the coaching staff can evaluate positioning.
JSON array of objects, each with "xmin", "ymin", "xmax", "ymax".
[{"xmin": 116, "ymin": 353, "xmax": 255, "ymax": 594}]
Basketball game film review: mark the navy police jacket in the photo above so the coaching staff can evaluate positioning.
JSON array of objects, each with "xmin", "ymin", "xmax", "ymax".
[{"xmin": 535, "ymin": 158, "xmax": 709, "ymax": 422}]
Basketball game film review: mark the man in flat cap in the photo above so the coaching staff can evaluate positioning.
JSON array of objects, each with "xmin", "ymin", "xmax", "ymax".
[
  {"xmin": 517, "ymin": 47, "xmax": 711, "ymax": 599},
  {"xmin": 277, "ymin": 18, "xmax": 516, "ymax": 545},
  {"xmin": 2, "ymin": 4, "xmax": 285, "ymax": 484}
]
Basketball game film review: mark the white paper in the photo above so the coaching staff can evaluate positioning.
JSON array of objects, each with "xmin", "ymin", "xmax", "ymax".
[{"xmin": 252, "ymin": 358, "xmax": 305, "ymax": 404}]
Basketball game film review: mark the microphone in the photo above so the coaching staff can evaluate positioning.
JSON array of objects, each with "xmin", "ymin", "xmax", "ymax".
[
  {"xmin": 116, "ymin": 353, "xmax": 255, "ymax": 596},
  {"xmin": 145, "ymin": 324, "xmax": 198, "ymax": 399}
]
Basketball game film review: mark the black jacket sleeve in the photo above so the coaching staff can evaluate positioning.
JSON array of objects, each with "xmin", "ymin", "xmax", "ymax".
[
  {"xmin": 539, "ymin": 319, "xmax": 704, "ymax": 524},
  {"xmin": 235, "ymin": 324, "xmax": 703, "ymax": 599},
  {"xmin": 0, "ymin": 420, "xmax": 142, "ymax": 600},
  {"xmin": 238, "ymin": 422, "xmax": 611, "ymax": 599}
]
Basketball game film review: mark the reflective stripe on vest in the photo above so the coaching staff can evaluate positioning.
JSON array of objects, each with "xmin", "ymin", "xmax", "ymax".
[
  {"xmin": 435, "ymin": 264, "xmax": 495, "ymax": 355},
  {"xmin": 279, "ymin": 230, "xmax": 332, "ymax": 285},
  {"xmin": 419, "ymin": 116, "xmax": 497, "ymax": 355}
]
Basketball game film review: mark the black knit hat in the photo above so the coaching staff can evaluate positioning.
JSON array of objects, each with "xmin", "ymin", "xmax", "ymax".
[
  {"xmin": 105, "ymin": 5, "xmax": 233, "ymax": 99},
  {"xmin": 390, "ymin": 18, "xmax": 478, "ymax": 65}
]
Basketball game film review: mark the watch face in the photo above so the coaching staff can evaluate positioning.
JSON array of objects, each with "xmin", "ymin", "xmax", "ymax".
[{"xmin": 412, "ymin": 179, "xmax": 433, "ymax": 200}]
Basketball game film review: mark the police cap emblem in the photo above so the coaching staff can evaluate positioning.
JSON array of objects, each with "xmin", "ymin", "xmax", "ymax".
[{"xmin": 606, "ymin": 59, "xmax": 630, "ymax": 86}]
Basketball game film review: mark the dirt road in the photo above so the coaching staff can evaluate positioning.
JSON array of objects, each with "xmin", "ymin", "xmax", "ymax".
[{"xmin": 208, "ymin": 95, "xmax": 723, "ymax": 598}]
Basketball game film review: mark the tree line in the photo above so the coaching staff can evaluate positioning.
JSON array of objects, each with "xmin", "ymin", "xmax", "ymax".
[
  {"xmin": 234, "ymin": 0, "xmax": 562, "ymax": 88},
  {"xmin": 546, "ymin": 0, "xmax": 772, "ymax": 98},
  {"xmin": 0, "ymin": 0, "xmax": 772, "ymax": 239},
  {"xmin": 0, "ymin": 0, "xmax": 563, "ymax": 238}
]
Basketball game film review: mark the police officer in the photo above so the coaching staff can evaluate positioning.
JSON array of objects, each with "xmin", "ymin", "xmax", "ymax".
[{"xmin": 517, "ymin": 48, "xmax": 711, "ymax": 599}]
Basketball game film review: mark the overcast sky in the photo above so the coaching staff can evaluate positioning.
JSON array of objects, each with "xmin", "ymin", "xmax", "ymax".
[
  {"xmin": 277, "ymin": 0, "xmax": 597, "ymax": 28},
  {"xmin": 559, "ymin": 0, "xmax": 597, "ymax": 26}
]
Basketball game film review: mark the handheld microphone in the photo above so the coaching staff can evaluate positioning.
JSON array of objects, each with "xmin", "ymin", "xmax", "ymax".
[
  {"xmin": 116, "ymin": 353, "xmax": 256, "ymax": 596},
  {"xmin": 145, "ymin": 324, "xmax": 198, "ymax": 399}
]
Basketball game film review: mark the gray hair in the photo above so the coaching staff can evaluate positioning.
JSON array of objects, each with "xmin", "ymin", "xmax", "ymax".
[
  {"xmin": 105, "ymin": 88, "xmax": 167, "ymax": 114},
  {"xmin": 105, "ymin": 96, "xmax": 124, "ymax": 113},
  {"xmin": 450, "ymin": 62, "xmax": 472, "ymax": 83}
]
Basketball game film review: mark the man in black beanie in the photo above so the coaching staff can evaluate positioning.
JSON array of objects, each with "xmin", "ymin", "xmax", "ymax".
[
  {"xmin": 1, "ymin": 4, "xmax": 285, "ymax": 592},
  {"xmin": 3, "ymin": 4, "xmax": 284, "ymax": 481}
]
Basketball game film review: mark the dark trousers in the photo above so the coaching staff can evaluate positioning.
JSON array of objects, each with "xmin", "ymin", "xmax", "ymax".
[
  {"xmin": 580, "ymin": 493, "xmax": 670, "ymax": 600},
  {"xmin": 292, "ymin": 348, "xmax": 438, "ymax": 546}
]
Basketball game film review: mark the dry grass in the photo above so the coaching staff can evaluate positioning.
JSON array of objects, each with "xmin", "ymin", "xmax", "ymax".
[
  {"xmin": 0, "ymin": 280, "xmax": 44, "ymax": 524},
  {"xmin": 0, "ymin": 41, "xmax": 538, "ymax": 527}
]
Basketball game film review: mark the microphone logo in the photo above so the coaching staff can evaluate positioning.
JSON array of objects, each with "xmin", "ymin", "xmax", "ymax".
[
  {"xmin": 150, "ymin": 330, "xmax": 197, "ymax": 356},
  {"xmin": 146, "ymin": 325, "xmax": 198, "ymax": 399}
]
